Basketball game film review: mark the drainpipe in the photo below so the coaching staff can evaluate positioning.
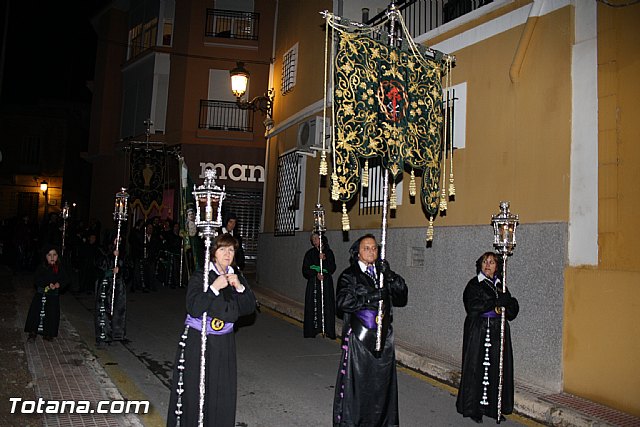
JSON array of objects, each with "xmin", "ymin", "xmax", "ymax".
[{"xmin": 510, "ymin": 0, "xmax": 546, "ymax": 83}]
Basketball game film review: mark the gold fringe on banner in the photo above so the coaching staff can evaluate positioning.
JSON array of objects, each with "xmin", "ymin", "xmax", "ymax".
[
  {"xmin": 449, "ymin": 175, "xmax": 456, "ymax": 197},
  {"xmin": 320, "ymin": 151, "xmax": 328, "ymax": 176},
  {"xmin": 390, "ymin": 182, "xmax": 397, "ymax": 210},
  {"xmin": 439, "ymin": 187, "xmax": 448, "ymax": 212},
  {"xmin": 409, "ymin": 169, "xmax": 416, "ymax": 197},
  {"xmin": 341, "ymin": 203, "xmax": 350, "ymax": 231},
  {"xmin": 331, "ymin": 172, "xmax": 339, "ymax": 201},
  {"xmin": 362, "ymin": 159, "xmax": 369, "ymax": 188},
  {"xmin": 426, "ymin": 216, "xmax": 434, "ymax": 242}
]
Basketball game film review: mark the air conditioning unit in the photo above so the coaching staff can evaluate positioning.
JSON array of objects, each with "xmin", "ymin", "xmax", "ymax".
[{"xmin": 297, "ymin": 116, "xmax": 331, "ymax": 152}]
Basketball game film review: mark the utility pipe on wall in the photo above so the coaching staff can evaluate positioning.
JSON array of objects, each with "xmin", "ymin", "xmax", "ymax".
[{"xmin": 510, "ymin": 0, "xmax": 546, "ymax": 83}]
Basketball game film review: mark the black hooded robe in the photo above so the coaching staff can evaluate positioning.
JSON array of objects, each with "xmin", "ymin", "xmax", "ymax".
[
  {"xmin": 166, "ymin": 267, "xmax": 257, "ymax": 427},
  {"xmin": 24, "ymin": 261, "xmax": 70, "ymax": 338},
  {"xmin": 302, "ymin": 245, "xmax": 337, "ymax": 339},
  {"xmin": 456, "ymin": 275, "xmax": 519, "ymax": 422},
  {"xmin": 333, "ymin": 261, "xmax": 408, "ymax": 427},
  {"xmin": 94, "ymin": 247, "xmax": 127, "ymax": 344}
]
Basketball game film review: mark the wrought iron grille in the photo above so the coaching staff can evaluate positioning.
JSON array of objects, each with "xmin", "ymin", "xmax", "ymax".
[
  {"xmin": 365, "ymin": 0, "xmax": 493, "ymax": 39},
  {"xmin": 198, "ymin": 100, "xmax": 253, "ymax": 132},
  {"xmin": 222, "ymin": 189, "xmax": 262, "ymax": 263},
  {"xmin": 274, "ymin": 151, "xmax": 301, "ymax": 236},
  {"xmin": 358, "ymin": 157, "xmax": 385, "ymax": 216},
  {"xmin": 205, "ymin": 9, "xmax": 260, "ymax": 40}
]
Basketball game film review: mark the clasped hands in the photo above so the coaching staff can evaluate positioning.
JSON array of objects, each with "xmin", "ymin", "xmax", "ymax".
[{"xmin": 212, "ymin": 273, "xmax": 242, "ymax": 291}]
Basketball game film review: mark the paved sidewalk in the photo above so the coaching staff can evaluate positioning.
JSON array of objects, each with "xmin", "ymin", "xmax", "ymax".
[
  {"xmin": 11, "ymin": 270, "xmax": 144, "ymax": 427},
  {"xmin": 252, "ymin": 284, "xmax": 640, "ymax": 427}
]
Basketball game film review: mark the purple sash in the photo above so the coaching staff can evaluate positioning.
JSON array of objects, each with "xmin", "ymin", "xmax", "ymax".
[
  {"xmin": 185, "ymin": 314, "xmax": 234, "ymax": 335},
  {"xmin": 481, "ymin": 309, "xmax": 500, "ymax": 318},
  {"xmin": 355, "ymin": 309, "xmax": 377, "ymax": 329}
]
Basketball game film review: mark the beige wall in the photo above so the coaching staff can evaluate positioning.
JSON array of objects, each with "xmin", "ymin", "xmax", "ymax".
[{"xmin": 563, "ymin": 2, "xmax": 640, "ymax": 416}]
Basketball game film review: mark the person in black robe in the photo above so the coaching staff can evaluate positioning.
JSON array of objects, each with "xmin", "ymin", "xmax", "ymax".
[
  {"xmin": 24, "ymin": 245, "xmax": 70, "ymax": 341},
  {"xmin": 94, "ymin": 236, "xmax": 127, "ymax": 348},
  {"xmin": 219, "ymin": 213, "xmax": 245, "ymax": 270},
  {"xmin": 456, "ymin": 251, "xmax": 519, "ymax": 423},
  {"xmin": 301, "ymin": 232, "xmax": 337, "ymax": 339},
  {"xmin": 167, "ymin": 233, "xmax": 256, "ymax": 427},
  {"xmin": 333, "ymin": 234, "xmax": 408, "ymax": 427}
]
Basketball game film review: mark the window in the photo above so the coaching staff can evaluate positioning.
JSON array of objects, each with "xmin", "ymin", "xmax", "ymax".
[
  {"xmin": 358, "ymin": 159, "xmax": 403, "ymax": 215},
  {"xmin": 21, "ymin": 136, "xmax": 40, "ymax": 168},
  {"xmin": 274, "ymin": 151, "xmax": 305, "ymax": 236},
  {"xmin": 281, "ymin": 43, "xmax": 298, "ymax": 95},
  {"xmin": 443, "ymin": 82, "xmax": 466, "ymax": 149}
]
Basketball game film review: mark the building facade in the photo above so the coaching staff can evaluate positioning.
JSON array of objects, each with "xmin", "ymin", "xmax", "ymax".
[
  {"xmin": 88, "ymin": 0, "xmax": 276, "ymax": 261},
  {"xmin": 257, "ymin": 0, "xmax": 640, "ymax": 417}
]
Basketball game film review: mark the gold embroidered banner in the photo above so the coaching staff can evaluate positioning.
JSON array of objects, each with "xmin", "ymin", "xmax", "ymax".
[{"xmin": 333, "ymin": 32, "xmax": 444, "ymax": 215}]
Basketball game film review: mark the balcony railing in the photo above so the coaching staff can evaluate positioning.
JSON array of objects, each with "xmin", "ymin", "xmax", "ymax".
[
  {"xmin": 199, "ymin": 100, "xmax": 254, "ymax": 132},
  {"xmin": 366, "ymin": 0, "xmax": 493, "ymax": 38},
  {"xmin": 205, "ymin": 9, "xmax": 260, "ymax": 40}
]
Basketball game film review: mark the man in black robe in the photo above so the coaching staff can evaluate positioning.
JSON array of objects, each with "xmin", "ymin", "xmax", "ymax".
[
  {"xmin": 333, "ymin": 234, "xmax": 408, "ymax": 427},
  {"xmin": 456, "ymin": 252, "xmax": 519, "ymax": 423},
  {"xmin": 301, "ymin": 232, "xmax": 337, "ymax": 339}
]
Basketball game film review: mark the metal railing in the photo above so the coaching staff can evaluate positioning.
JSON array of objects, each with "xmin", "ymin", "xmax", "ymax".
[
  {"xmin": 205, "ymin": 9, "xmax": 260, "ymax": 40},
  {"xmin": 198, "ymin": 100, "xmax": 254, "ymax": 132},
  {"xmin": 366, "ymin": 0, "xmax": 493, "ymax": 38}
]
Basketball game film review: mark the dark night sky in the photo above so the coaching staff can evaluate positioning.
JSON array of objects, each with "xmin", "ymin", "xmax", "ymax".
[{"xmin": 0, "ymin": 0, "xmax": 104, "ymax": 105}]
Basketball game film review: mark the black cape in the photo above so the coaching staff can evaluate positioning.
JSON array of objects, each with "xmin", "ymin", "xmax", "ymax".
[
  {"xmin": 167, "ymin": 267, "xmax": 256, "ymax": 427},
  {"xmin": 333, "ymin": 262, "xmax": 408, "ymax": 427},
  {"xmin": 24, "ymin": 264, "xmax": 70, "ymax": 337},
  {"xmin": 456, "ymin": 275, "xmax": 519, "ymax": 421},
  {"xmin": 302, "ymin": 245, "xmax": 337, "ymax": 339},
  {"xmin": 94, "ymin": 248, "xmax": 127, "ymax": 344}
]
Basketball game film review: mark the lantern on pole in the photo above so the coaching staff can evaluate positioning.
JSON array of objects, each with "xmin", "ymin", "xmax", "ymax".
[
  {"xmin": 61, "ymin": 202, "xmax": 70, "ymax": 258},
  {"xmin": 313, "ymin": 203, "xmax": 327, "ymax": 336},
  {"xmin": 490, "ymin": 201, "xmax": 518, "ymax": 423},
  {"xmin": 110, "ymin": 188, "xmax": 129, "ymax": 316},
  {"xmin": 191, "ymin": 167, "xmax": 226, "ymax": 427}
]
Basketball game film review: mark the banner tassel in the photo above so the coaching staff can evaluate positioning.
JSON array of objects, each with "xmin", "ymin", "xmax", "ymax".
[
  {"xmin": 331, "ymin": 172, "xmax": 340, "ymax": 201},
  {"xmin": 409, "ymin": 169, "xmax": 416, "ymax": 197},
  {"xmin": 341, "ymin": 203, "xmax": 350, "ymax": 231},
  {"xmin": 362, "ymin": 159, "xmax": 369, "ymax": 188},
  {"xmin": 426, "ymin": 216, "xmax": 434, "ymax": 242},
  {"xmin": 390, "ymin": 182, "xmax": 397, "ymax": 210}
]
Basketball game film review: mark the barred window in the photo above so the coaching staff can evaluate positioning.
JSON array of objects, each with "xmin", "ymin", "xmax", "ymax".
[
  {"xmin": 281, "ymin": 43, "xmax": 298, "ymax": 95},
  {"xmin": 274, "ymin": 151, "xmax": 305, "ymax": 236},
  {"xmin": 358, "ymin": 158, "xmax": 403, "ymax": 215},
  {"xmin": 443, "ymin": 82, "xmax": 466, "ymax": 149}
]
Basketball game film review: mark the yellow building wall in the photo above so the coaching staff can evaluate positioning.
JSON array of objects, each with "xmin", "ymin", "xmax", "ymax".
[{"xmin": 564, "ymin": 2, "xmax": 640, "ymax": 416}]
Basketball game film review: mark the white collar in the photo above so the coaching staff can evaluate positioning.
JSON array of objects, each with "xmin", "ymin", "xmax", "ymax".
[
  {"xmin": 209, "ymin": 261, "xmax": 234, "ymax": 275},
  {"xmin": 358, "ymin": 260, "xmax": 375, "ymax": 273},
  {"xmin": 478, "ymin": 272, "xmax": 500, "ymax": 285}
]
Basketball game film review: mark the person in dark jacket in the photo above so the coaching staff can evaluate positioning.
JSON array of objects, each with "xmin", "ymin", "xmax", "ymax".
[
  {"xmin": 166, "ymin": 233, "xmax": 256, "ymax": 427},
  {"xmin": 24, "ymin": 245, "xmax": 70, "ymax": 341},
  {"xmin": 219, "ymin": 213, "xmax": 245, "ymax": 270},
  {"xmin": 301, "ymin": 232, "xmax": 337, "ymax": 339},
  {"xmin": 456, "ymin": 251, "xmax": 520, "ymax": 423},
  {"xmin": 333, "ymin": 234, "xmax": 408, "ymax": 427}
]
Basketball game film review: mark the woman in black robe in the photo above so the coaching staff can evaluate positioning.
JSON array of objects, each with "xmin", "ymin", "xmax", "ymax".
[
  {"xmin": 456, "ymin": 252, "xmax": 520, "ymax": 423},
  {"xmin": 333, "ymin": 234, "xmax": 408, "ymax": 427},
  {"xmin": 167, "ymin": 234, "xmax": 256, "ymax": 427},
  {"xmin": 24, "ymin": 245, "xmax": 70, "ymax": 341},
  {"xmin": 94, "ymin": 237, "xmax": 127, "ymax": 348},
  {"xmin": 301, "ymin": 232, "xmax": 337, "ymax": 339}
]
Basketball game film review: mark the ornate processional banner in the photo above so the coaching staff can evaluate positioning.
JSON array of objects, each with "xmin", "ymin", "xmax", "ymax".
[{"xmin": 333, "ymin": 32, "xmax": 444, "ymax": 215}]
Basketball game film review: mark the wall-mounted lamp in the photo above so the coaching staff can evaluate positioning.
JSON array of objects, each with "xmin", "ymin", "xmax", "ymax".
[
  {"xmin": 230, "ymin": 61, "xmax": 274, "ymax": 126},
  {"xmin": 40, "ymin": 180, "xmax": 48, "ymax": 194}
]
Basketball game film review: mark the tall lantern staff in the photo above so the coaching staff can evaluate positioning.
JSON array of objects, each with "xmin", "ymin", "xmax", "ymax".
[
  {"xmin": 61, "ymin": 202, "xmax": 70, "ymax": 258},
  {"xmin": 111, "ymin": 188, "xmax": 129, "ymax": 316},
  {"xmin": 191, "ymin": 167, "xmax": 226, "ymax": 427},
  {"xmin": 313, "ymin": 203, "xmax": 327, "ymax": 336},
  {"xmin": 491, "ymin": 201, "xmax": 519, "ymax": 423}
]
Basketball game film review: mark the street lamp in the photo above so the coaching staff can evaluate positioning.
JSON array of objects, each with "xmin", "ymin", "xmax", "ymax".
[
  {"xmin": 229, "ymin": 61, "xmax": 274, "ymax": 126},
  {"xmin": 40, "ymin": 180, "xmax": 49, "ymax": 220}
]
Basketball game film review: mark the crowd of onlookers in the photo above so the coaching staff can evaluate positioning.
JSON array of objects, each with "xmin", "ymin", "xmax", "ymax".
[{"xmin": 0, "ymin": 212, "xmax": 187, "ymax": 293}]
